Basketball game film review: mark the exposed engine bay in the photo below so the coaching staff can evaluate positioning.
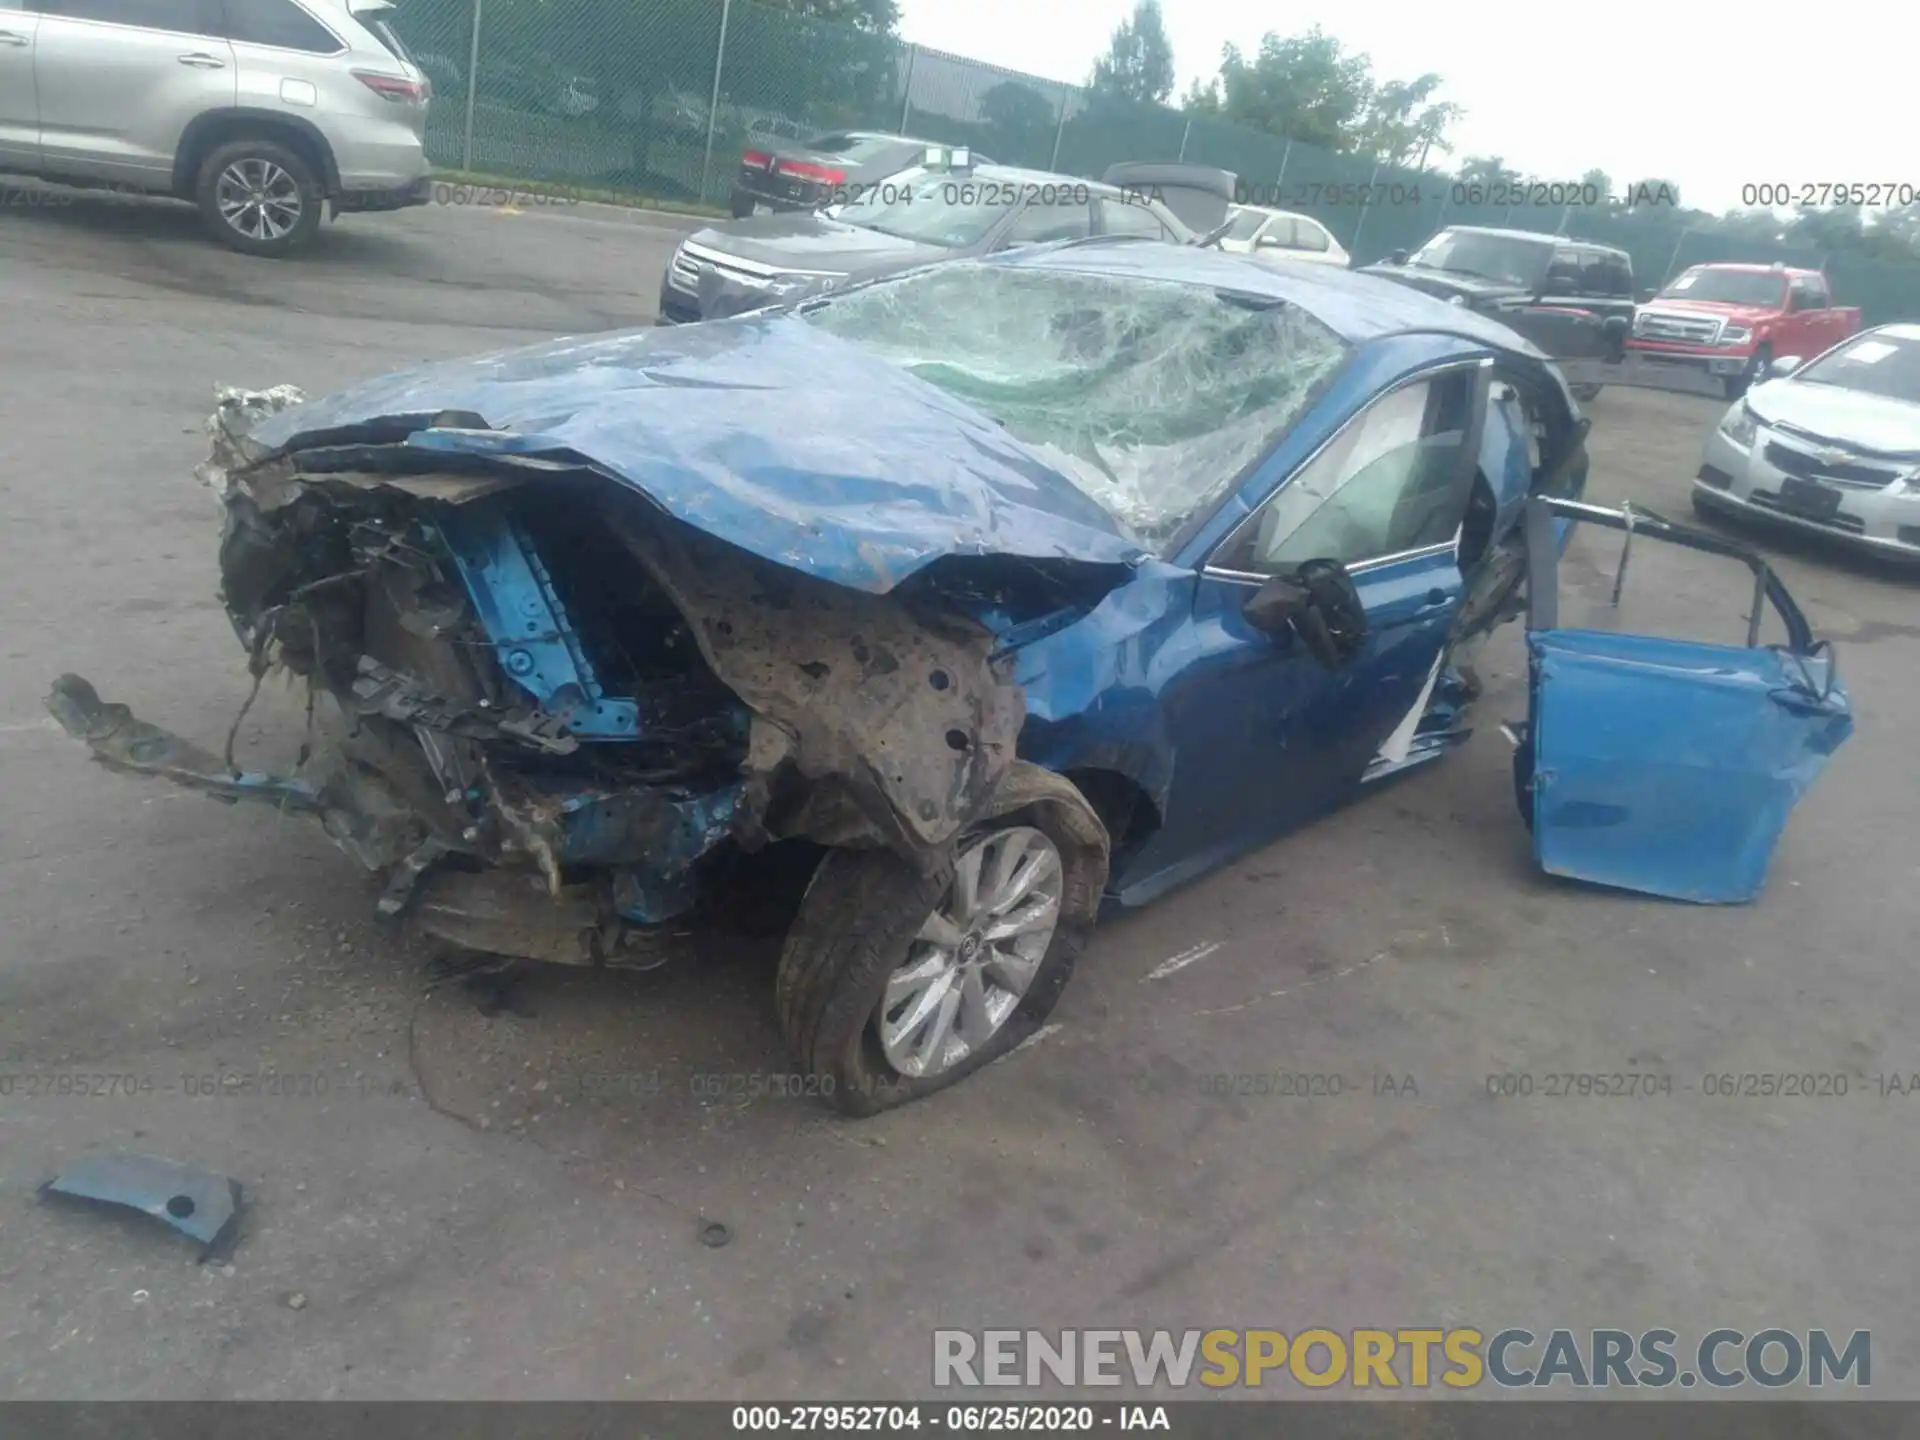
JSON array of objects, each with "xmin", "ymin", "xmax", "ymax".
[{"xmin": 49, "ymin": 387, "xmax": 1047, "ymax": 968}]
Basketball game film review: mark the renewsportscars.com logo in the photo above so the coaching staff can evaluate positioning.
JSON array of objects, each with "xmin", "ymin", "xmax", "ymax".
[{"xmin": 933, "ymin": 1328, "xmax": 1871, "ymax": 1390}]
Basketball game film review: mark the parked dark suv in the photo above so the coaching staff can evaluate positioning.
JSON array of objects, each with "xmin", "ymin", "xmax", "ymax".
[{"xmin": 1361, "ymin": 226, "xmax": 1635, "ymax": 399}]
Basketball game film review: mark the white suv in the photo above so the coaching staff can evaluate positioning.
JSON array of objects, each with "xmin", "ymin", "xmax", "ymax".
[{"xmin": 0, "ymin": 0, "xmax": 431, "ymax": 255}]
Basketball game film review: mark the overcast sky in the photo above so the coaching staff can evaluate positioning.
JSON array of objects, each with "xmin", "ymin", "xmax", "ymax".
[{"xmin": 892, "ymin": 0, "xmax": 1912, "ymax": 215}]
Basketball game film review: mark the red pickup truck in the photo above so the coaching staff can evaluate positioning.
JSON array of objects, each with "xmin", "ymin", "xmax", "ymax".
[{"xmin": 1626, "ymin": 263, "xmax": 1860, "ymax": 397}]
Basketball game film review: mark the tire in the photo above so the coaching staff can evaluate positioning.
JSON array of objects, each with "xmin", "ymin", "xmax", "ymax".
[
  {"xmin": 775, "ymin": 762, "xmax": 1108, "ymax": 1116},
  {"xmin": 1723, "ymin": 345, "xmax": 1771, "ymax": 400},
  {"xmin": 195, "ymin": 138, "xmax": 324, "ymax": 257}
]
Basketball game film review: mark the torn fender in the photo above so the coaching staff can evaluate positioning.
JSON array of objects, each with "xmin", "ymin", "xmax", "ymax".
[{"xmin": 604, "ymin": 507, "xmax": 1026, "ymax": 862}]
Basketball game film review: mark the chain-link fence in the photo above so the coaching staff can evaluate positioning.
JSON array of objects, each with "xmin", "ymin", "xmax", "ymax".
[{"xmin": 394, "ymin": 0, "xmax": 1920, "ymax": 324}]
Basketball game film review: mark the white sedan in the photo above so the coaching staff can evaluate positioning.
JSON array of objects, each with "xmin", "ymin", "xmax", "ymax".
[
  {"xmin": 1695, "ymin": 323, "xmax": 1920, "ymax": 560},
  {"xmin": 1216, "ymin": 205, "xmax": 1351, "ymax": 267}
]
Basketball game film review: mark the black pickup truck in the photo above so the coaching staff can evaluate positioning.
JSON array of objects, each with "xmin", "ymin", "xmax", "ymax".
[{"xmin": 1360, "ymin": 226, "xmax": 1634, "ymax": 400}]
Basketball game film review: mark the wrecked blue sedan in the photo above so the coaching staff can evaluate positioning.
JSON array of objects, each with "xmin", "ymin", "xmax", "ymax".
[{"xmin": 47, "ymin": 242, "xmax": 1851, "ymax": 1112}]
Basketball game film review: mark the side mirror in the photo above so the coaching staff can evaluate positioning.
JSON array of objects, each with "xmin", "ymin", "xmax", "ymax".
[
  {"xmin": 1768, "ymin": 355, "xmax": 1803, "ymax": 381},
  {"xmin": 1387, "ymin": 249, "xmax": 1409, "ymax": 265},
  {"xmin": 1241, "ymin": 558, "xmax": 1369, "ymax": 669}
]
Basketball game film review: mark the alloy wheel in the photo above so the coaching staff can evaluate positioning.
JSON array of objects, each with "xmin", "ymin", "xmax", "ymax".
[
  {"xmin": 875, "ymin": 826, "xmax": 1064, "ymax": 1079},
  {"xmin": 215, "ymin": 158, "xmax": 304, "ymax": 243}
]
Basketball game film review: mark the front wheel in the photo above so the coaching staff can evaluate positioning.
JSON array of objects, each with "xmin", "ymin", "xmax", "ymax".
[
  {"xmin": 775, "ymin": 766, "xmax": 1107, "ymax": 1115},
  {"xmin": 195, "ymin": 139, "xmax": 324, "ymax": 257}
]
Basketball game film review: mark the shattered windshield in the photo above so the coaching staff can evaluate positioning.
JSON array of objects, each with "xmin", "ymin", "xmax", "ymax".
[
  {"xmin": 1659, "ymin": 269, "xmax": 1788, "ymax": 307},
  {"xmin": 1408, "ymin": 229, "xmax": 1552, "ymax": 287},
  {"xmin": 798, "ymin": 264, "xmax": 1354, "ymax": 550}
]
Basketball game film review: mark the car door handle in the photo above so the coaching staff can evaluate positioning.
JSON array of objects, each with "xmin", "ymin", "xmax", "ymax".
[
  {"xmin": 177, "ymin": 52, "xmax": 227, "ymax": 67},
  {"xmin": 0, "ymin": 30, "xmax": 32, "ymax": 45}
]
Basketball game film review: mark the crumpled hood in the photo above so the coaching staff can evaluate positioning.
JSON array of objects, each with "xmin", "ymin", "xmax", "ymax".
[
  {"xmin": 242, "ymin": 315, "xmax": 1146, "ymax": 594},
  {"xmin": 1750, "ymin": 378, "xmax": 1920, "ymax": 458}
]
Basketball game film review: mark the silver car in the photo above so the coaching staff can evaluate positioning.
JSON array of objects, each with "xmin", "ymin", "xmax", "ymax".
[
  {"xmin": 1695, "ymin": 323, "xmax": 1920, "ymax": 560},
  {"xmin": 0, "ymin": 0, "xmax": 430, "ymax": 255}
]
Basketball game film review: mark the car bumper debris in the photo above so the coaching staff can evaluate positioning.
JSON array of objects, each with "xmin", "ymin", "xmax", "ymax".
[{"xmin": 40, "ymin": 1152, "xmax": 244, "ymax": 1262}]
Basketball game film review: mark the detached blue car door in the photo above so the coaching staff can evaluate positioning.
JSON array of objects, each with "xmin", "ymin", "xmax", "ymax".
[{"xmin": 1110, "ymin": 358, "xmax": 1490, "ymax": 904}]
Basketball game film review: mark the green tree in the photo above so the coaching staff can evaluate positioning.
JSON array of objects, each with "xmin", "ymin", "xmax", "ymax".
[
  {"xmin": 1088, "ymin": 0, "xmax": 1175, "ymax": 106},
  {"xmin": 1866, "ymin": 202, "xmax": 1920, "ymax": 261},
  {"xmin": 759, "ymin": 0, "xmax": 899, "ymax": 34},
  {"xmin": 1208, "ymin": 28, "xmax": 1377, "ymax": 152},
  {"xmin": 1358, "ymin": 75, "xmax": 1462, "ymax": 169},
  {"xmin": 1622, "ymin": 178, "xmax": 1683, "ymax": 211},
  {"xmin": 978, "ymin": 80, "xmax": 1058, "ymax": 167},
  {"xmin": 1180, "ymin": 77, "xmax": 1221, "ymax": 115},
  {"xmin": 1456, "ymin": 155, "xmax": 1523, "ymax": 188}
]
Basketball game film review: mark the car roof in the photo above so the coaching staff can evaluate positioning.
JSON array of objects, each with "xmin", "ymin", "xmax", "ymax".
[
  {"xmin": 1443, "ymin": 225, "xmax": 1627, "ymax": 256},
  {"xmin": 957, "ymin": 162, "xmax": 1130, "ymax": 197},
  {"xmin": 992, "ymin": 239, "xmax": 1552, "ymax": 352},
  {"xmin": 1681, "ymin": 262, "xmax": 1821, "ymax": 278},
  {"xmin": 1233, "ymin": 205, "xmax": 1330, "ymax": 227}
]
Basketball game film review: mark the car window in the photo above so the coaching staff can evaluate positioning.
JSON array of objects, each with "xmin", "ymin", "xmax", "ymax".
[
  {"xmin": 1576, "ymin": 249, "xmax": 1612, "ymax": 297},
  {"xmin": 808, "ymin": 135, "xmax": 907, "ymax": 165},
  {"xmin": 1790, "ymin": 277, "xmax": 1828, "ymax": 310},
  {"xmin": 1658, "ymin": 269, "xmax": 1786, "ymax": 306},
  {"xmin": 1097, "ymin": 198, "xmax": 1176, "ymax": 240},
  {"xmin": 1000, "ymin": 198, "xmax": 1095, "ymax": 247},
  {"xmin": 221, "ymin": 0, "xmax": 339, "ymax": 50},
  {"xmin": 39, "ymin": 0, "xmax": 220, "ymax": 29},
  {"xmin": 1601, "ymin": 253, "xmax": 1634, "ymax": 297},
  {"xmin": 1409, "ymin": 229, "xmax": 1552, "ymax": 288},
  {"xmin": 1257, "ymin": 217, "xmax": 1298, "ymax": 248},
  {"xmin": 358, "ymin": 9, "xmax": 412, "ymax": 62},
  {"xmin": 1223, "ymin": 208, "xmax": 1267, "ymax": 243},
  {"xmin": 832, "ymin": 167, "xmax": 1018, "ymax": 249},
  {"xmin": 1795, "ymin": 330, "xmax": 1920, "ymax": 402},
  {"xmin": 1289, "ymin": 218, "xmax": 1332, "ymax": 254},
  {"xmin": 1545, "ymin": 248, "xmax": 1584, "ymax": 293},
  {"xmin": 1217, "ymin": 370, "xmax": 1477, "ymax": 573}
]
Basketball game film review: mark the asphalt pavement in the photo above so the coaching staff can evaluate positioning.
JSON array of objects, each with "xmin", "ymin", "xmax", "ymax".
[{"xmin": 2, "ymin": 188, "xmax": 1918, "ymax": 1401}]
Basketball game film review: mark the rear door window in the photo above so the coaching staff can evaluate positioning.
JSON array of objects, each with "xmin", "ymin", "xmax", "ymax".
[
  {"xmin": 1545, "ymin": 248, "xmax": 1584, "ymax": 294},
  {"xmin": 221, "ymin": 0, "xmax": 340, "ymax": 51},
  {"xmin": 1222, "ymin": 208, "xmax": 1266, "ymax": 243},
  {"xmin": 1097, "ymin": 197, "xmax": 1177, "ymax": 240},
  {"xmin": 1289, "ymin": 217, "xmax": 1333, "ymax": 253},
  {"xmin": 999, "ymin": 198, "xmax": 1095, "ymax": 246}
]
